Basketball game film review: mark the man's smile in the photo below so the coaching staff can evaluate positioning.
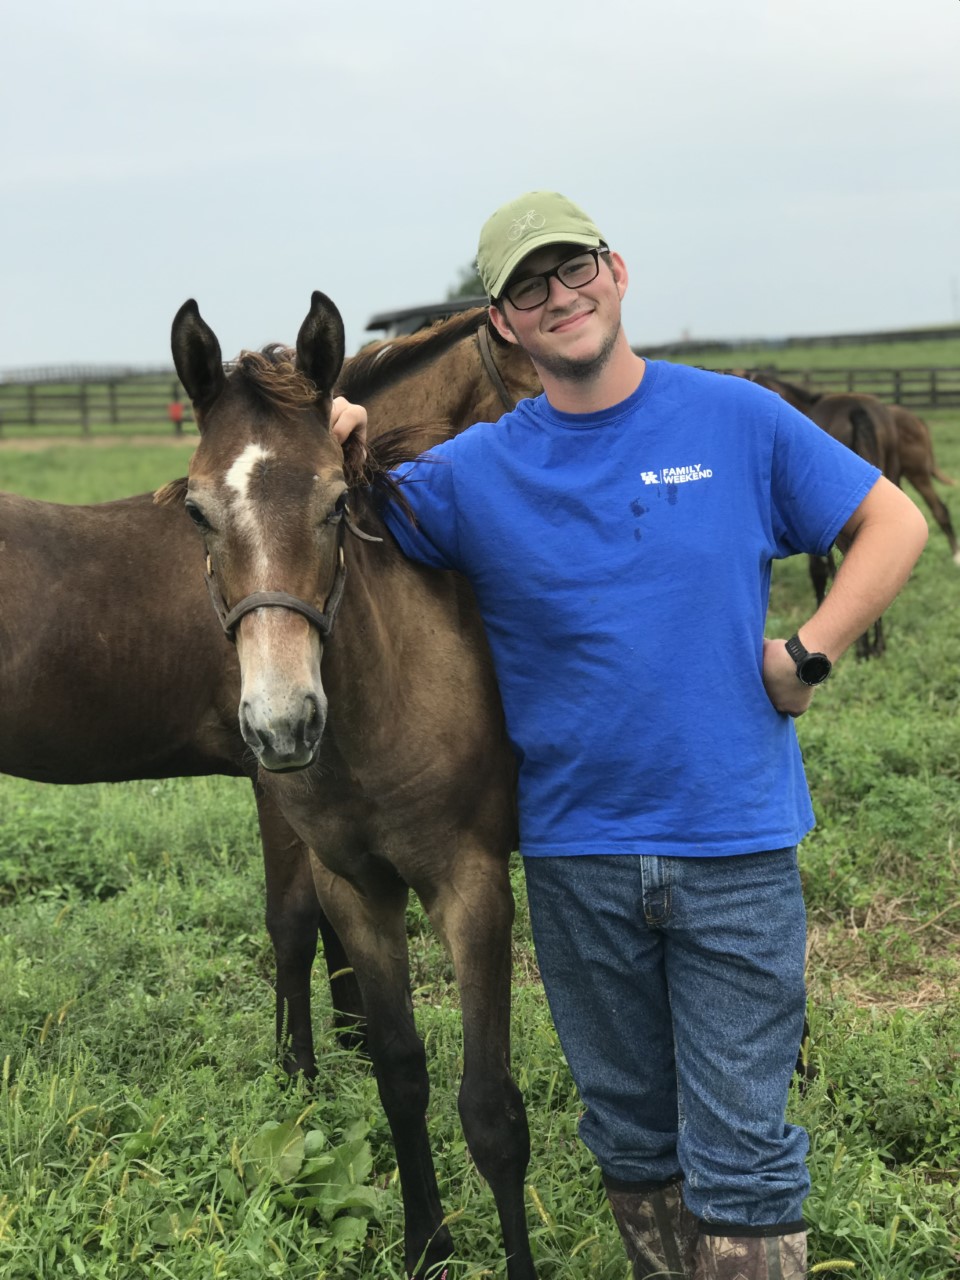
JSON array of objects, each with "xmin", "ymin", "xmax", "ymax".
[{"xmin": 547, "ymin": 309, "xmax": 593, "ymax": 334}]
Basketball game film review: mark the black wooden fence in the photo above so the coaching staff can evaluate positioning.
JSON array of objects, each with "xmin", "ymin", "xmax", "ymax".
[
  {"xmin": 733, "ymin": 366, "xmax": 960, "ymax": 411},
  {"xmin": 0, "ymin": 370, "xmax": 193, "ymax": 436}
]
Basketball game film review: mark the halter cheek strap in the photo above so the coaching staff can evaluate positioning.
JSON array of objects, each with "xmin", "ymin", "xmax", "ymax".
[{"xmin": 476, "ymin": 325, "xmax": 516, "ymax": 413}]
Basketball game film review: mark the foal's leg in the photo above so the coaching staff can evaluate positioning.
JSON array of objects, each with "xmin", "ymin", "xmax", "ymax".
[
  {"xmin": 254, "ymin": 784, "xmax": 365, "ymax": 1076},
  {"xmin": 871, "ymin": 615, "xmax": 886, "ymax": 658},
  {"xmin": 309, "ymin": 853, "xmax": 453, "ymax": 1280},
  {"xmin": 425, "ymin": 852, "xmax": 535, "ymax": 1280}
]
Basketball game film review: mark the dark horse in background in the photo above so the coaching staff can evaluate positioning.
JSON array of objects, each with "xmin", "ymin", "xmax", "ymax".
[
  {"xmin": 739, "ymin": 370, "xmax": 917, "ymax": 658},
  {"xmin": 742, "ymin": 369, "xmax": 958, "ymax": 558},
  {"xmin": 167, "ymin": 291, "xmax": 534, "ymax": 1280},
  {"xmin": 0, "ymin": 307, "xmax": 541, "ymax": 1083}
]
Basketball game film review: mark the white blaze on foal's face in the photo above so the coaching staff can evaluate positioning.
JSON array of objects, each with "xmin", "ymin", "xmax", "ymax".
[
  {"xmin": 225, "ymin": 442, "xmax": 274, "ymax": 578},
  {"xmin": 218, "ymin": 438, "xmax": 327, "ymax": 740}
]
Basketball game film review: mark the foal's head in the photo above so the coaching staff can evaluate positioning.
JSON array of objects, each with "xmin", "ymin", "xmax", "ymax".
[{"xmin": 171, "ymin": 291, "xmax": 352, "ymax": 771}]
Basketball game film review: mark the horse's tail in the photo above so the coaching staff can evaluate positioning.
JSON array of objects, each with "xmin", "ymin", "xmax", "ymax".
[{"xmin": 850, "ymin": 405, "xmax": 880, "ymax": 467}]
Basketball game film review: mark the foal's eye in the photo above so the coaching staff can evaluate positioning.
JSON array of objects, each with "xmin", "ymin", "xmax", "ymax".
[
  {"xmin": 185, "ymin": 501, "xmax": 212, "ymax": 531},
  {"xmin": 327, "ymin": 491, "xmax": 349, "ymax": 523}
]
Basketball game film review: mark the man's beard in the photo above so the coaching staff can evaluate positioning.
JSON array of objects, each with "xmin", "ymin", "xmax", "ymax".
[{"xmin": 528, "ymin": 320, "xmax": 621, "ymax": 384}]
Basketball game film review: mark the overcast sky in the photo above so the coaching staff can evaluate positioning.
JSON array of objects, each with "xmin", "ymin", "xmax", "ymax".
[{"xmin": 2, "ymin": 0, "xmax": 958, "ymax": 371}]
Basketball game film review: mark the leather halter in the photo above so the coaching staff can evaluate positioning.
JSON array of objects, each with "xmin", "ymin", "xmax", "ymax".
[
  {"xmin": 203, "ymin": 506, "xmax": 381, "ymax": 643},
  {"xmin": 476, "ymin": 325, "xmax": 517, "ymax": 413}
]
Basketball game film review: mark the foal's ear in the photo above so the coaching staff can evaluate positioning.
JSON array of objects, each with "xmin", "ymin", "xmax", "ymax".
[
  {"xmin": 296, "ymin": 291, "xmax": 346, "ymax": 399},
  {"xmin": 171, "ymin": 300, "xmax": 226, "ymax": 418}
]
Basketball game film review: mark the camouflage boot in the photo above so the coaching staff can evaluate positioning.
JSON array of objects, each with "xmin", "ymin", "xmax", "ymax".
[
  {"xmin": 603, "ymin": 1176, "xmax": 698, "ymax": 1279},
  {"xmin": 693, "ymin": 1227, "xmax": 807, "ymax": 1279}
]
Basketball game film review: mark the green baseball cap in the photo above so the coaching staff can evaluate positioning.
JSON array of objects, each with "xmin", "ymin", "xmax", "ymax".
[{"xmin": 477, "ymin": 191, "xmax": 606, "ymax": 301}]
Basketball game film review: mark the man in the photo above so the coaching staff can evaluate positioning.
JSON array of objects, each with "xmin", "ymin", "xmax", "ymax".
[{"xmin": 334, "ymin": 192, "xmax": 928, "ymax": 1279}]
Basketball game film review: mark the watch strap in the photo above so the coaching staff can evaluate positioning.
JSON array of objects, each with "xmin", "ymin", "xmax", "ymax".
[{"xmin": 785, "ymin": 633, "xmax": 808, "ymax": 667}]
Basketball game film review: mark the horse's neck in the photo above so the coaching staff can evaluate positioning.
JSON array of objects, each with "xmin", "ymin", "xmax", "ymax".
[
  {"xmin": 322, "ymin": 525, "xmax": 497, "ymax": 764},
  {"xmin": 365, "ymin": 339, "xmax": 505, "ymax": 442}
]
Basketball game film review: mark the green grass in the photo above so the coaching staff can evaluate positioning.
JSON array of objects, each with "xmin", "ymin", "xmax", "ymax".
[
  {"xmin": 2, "ymin": 371, "xmax": 960, "ymax": 1275},
  {"xmin": 0, "ymin": 421, "xmax": 196, "ymax": 442},
  {"xmin": 0, "ymin": 445, "xmax": 196, "ymax": 503}
]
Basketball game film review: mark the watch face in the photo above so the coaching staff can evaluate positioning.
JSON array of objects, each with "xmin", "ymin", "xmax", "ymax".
[{"xmin": 799, "ymin": 654, "xmax": 831, "ymax": 685}]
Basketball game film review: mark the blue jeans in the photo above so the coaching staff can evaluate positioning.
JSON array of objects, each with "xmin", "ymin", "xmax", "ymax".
[{"xmin": 523, "ymin": 849, "xmax": 810, "ymax": 1227}]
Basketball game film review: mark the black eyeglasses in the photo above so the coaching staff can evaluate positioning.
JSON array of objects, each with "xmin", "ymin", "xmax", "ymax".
[{"xmin": 501, "ymin": 248, "xmax": 605, "ymax": 311}]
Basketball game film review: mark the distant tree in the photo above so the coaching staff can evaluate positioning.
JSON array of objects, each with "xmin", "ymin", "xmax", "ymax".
[{"xmin": 446, "ymin": 261, "xmax": 485, "ymax": 300}]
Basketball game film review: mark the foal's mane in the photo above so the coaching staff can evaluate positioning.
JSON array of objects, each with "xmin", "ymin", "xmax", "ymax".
[{"xmin": 231, "ymin": 343, "xmax": 320, "ymax": 414}]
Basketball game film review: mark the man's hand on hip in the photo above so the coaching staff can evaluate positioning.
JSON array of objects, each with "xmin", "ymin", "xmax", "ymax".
[{"xmin": 762, "ymin": 638, "xmax": 817, "ymax": 718}]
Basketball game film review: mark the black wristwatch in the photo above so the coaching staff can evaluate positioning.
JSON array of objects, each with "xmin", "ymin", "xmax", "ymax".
[{"xmin": 785, "ymin": 633, "xmax": 832, "ymax": 686}]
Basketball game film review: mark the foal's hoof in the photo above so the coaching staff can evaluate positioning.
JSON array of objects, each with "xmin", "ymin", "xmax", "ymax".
[{"xmin": 280, "ymin": 1051, "xmax": 318, "ymax": 1082}]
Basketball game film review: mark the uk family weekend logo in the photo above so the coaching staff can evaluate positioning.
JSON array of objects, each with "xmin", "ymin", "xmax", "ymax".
[{"xmin": 640, "ymin": 463, "xmax": 714, "ymax": 486}]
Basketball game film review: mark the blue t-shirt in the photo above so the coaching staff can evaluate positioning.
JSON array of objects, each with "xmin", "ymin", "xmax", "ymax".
[{"xmin": 383, "ymin": 360, "xmax": 880, "ymax": 858}]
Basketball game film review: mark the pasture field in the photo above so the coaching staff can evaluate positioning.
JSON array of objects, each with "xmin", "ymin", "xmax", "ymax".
[
  {"xmin": 680, "ymin": 335, "xmax": 960, "ymax": 373},
  {"xmin": 0, "ymin": 444, "xmax": 197, "ymax": 503},
  {"xmin": 1, "ymin": 386, "xmax": 960, "ymax": 1278}
]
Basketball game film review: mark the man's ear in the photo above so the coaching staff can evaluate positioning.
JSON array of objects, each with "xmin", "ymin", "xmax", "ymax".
[
  {"xmin": 489, "ymin": 304, "xmax": 519, "ymax": 346},
  {"xmin": 609, "ymin": 251, "xmax": 628, "ymax": 300}
]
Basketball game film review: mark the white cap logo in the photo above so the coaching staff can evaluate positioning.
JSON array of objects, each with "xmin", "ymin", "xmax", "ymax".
[{"xmin": 507, "ymin": 210, "xmax": 546, "ymax": 241}]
